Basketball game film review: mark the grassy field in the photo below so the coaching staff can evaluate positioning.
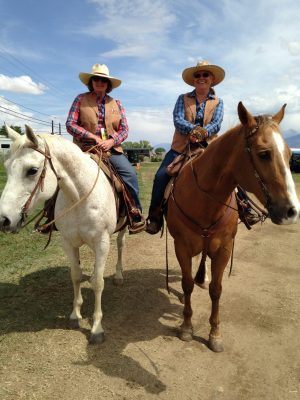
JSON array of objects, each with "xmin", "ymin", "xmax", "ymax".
[
  {"xmin": 0, "ymin": 162, "xmax": 158, "ymax": 277},
  {"xmin": 0, "ymin": 159, "xmax": 299, "ymax": 298},
  {"xmin": 0, "ymin": 161, "xmax": 159, "ymax": 336}
]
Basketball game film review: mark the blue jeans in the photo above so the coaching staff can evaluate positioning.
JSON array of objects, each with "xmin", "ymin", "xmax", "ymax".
[
  {"xmin": 149, "ymin": 149, "xmax": 180, "ymax": 211},
  {"xmin": 110, "ymin": 153, "xmax": 142, "ymax": 212}
]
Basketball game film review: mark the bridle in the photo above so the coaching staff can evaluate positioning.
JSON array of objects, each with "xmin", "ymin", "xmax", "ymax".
[
  {"xmin": 244, "ymin": 123, "xmax": 271, "ymax": 211},
  {"xmin": 20, "ymin": 139, "xmax": 59, "ymax": 223},
  {"xmin": 20, "ymin": 139, "xmax": 103, "ymax": 232},
  {"xmin": 170, "ymin": 121, "xmax": 271, "ymax": 232}
]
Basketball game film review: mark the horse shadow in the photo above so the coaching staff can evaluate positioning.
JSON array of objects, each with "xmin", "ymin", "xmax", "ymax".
[{"xmin": 0, "ymin": 265, "xmax": 186, "ymax": 394}]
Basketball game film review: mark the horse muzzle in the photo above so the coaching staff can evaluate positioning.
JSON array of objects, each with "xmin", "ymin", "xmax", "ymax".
[
  {"xmin": 0, "ymin": 214, "xmax": 23, "ymax": 233},
  {"xmin": 268, "ymin": 202, "xmax": 299, "ymax": 225}
]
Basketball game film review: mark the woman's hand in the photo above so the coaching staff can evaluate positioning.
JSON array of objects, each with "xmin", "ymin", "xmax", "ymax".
[
  {"xmin": 190, "ymin": 126, "xmax": 208, "ymax": 142},
  {"xmin": 98, "ymin": 138, "xmax": 115, "ymax": 152}
]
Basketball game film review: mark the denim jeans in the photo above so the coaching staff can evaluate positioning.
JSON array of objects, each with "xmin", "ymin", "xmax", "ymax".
[
  {"xmin": 110, "ymin": 153, "xmax": 142, "ymax": 212},
  {"xmin": 149, "ymin": 149, "xmax": 181, "ymax": 211}
]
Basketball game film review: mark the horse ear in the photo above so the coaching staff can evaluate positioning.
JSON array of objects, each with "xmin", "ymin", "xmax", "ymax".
[
  {"xmin": 4, "ymin": 124, "xmax": 20, "ymax": 141},
  {"xmin": 272, "ymin": 104, "xmax": 287, "ymax": 124},
  {"xmin": 25, "ymin": 125, "xmax": 39, "ymax": 148},
  {"xmin": 237, "ymin": 102, "xmax": 257, "ymax": 127}
]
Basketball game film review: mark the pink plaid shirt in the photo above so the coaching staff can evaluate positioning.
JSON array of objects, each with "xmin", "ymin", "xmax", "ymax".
[{"xmin": 66, "ymin": 92, "xmax": 129, "ymax": 145}]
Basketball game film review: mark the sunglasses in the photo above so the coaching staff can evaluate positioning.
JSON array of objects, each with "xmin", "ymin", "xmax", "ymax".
[
  {"xmin": 194, "ymin": 72, "xmax": 210, "ymax": 79},
  {"xmin": 91, "ymin": 76, "xmax": 109, "ymax": 83}
]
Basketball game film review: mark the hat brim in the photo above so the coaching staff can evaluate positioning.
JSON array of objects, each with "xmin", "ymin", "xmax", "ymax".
[
  {"xmin": 79, "ymin": 72, "xmax": 121, "ymax": 89},
  {"xmin": 182, "ymin": 65, "xmax": 225, "ymax": 87}
]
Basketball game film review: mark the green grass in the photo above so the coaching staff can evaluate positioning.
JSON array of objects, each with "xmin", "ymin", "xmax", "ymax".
[
  {"xmin": 0, "ymin": 161, "xmax": 160, "ymax": 335},
  {"xmin": 292, "ymin": 172, "xmax": 300, "ymax": 184},
  {"xmin": 136, "ymin": 162, "xmax": 158, "ymax": 211},
  {"xmin": 0, "ymin": 162, "xmax": 159, "ymax": 281},
  {"xmin": 0, "ymin": 159, "xmax": 300, "ymax": 335},
  {"xmin": 0, "ymin": 160, "xmax": 299, "ymax": 285},
  {"xmin": 0, "ymin": 162, "xmax": 6, "ymax": 190}
]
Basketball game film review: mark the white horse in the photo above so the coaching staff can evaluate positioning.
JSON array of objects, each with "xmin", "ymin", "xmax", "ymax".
[{"xmin": 0, "ymin": 125, "xmax": 126, "ymax": 344}]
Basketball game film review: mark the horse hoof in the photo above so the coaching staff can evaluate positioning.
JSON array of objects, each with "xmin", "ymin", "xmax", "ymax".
[
  {"xmin": 69, "ymin": 318, "xmax": 82, "ymax": 330},
  {"xmin": 208, "ymin": 335, "xmax": 224, "ymax": 352},
  {"xmin": 179, "ymin": 328, "xmax": 193, "ymax": 342},
  {"xmin": 89, "ymin": 332, "xmax": 105, "ymax": 345},
  {"xmin": 113, "ymin": 278, "xmax": 124, "ymax": 286}
]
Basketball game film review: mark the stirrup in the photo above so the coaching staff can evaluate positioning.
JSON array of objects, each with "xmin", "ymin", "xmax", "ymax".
[{"xmin": 128, "ymin": 219, "xmax": 146, "ymax": 234}]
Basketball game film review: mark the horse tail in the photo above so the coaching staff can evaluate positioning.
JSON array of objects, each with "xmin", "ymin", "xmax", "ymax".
[{"xmin": 194, "ymin": 252, "xmax": 206, "ymax": 286}]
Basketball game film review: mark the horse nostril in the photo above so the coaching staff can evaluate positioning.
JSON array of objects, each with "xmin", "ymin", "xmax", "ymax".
[
  {"xmin": 287, "ymin": 207, "xmax": 297, "ymax": 219},
  {"xmin": 0, "ymin": 216, "xmax": 11, "ymax": 228}
]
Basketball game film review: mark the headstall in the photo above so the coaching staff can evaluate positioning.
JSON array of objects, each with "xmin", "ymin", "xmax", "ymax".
[{"xmin": 21, "ymin": 139, "xmax": 59, "ymax": 223}]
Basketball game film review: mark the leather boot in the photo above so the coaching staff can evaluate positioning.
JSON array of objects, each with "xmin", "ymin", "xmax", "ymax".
[
  {"xmin": 128, "ymin": 208, "xmax": 146, "ymax": 234},
  {"xmin": 146, "ymin": 207, "xmax": 163, "ymax": 235}
]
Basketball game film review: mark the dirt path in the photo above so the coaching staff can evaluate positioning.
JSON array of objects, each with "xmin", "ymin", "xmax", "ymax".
[{"xmin": 1, "ymin": 218, "xmax": 300, "ymax": 399}]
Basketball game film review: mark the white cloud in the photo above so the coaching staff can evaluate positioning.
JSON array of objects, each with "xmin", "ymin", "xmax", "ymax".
[
  {"xmin": 126, "ymin": 107, "xmax": 173, "ymax": 145},
  {"xmin": 84, "ymin": 0, "xmax": 177, "ymax": 58},
  {"xmin": 0, "ymin": 75, "xmax": 47, "ymax": 94}
]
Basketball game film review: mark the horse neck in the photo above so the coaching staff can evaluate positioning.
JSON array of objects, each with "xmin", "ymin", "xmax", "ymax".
[
  {"xmin": 192, "ymin": 129, "xmax": 242, "ymax": 201},
  {"xmin": 46, "ymin": 137, "xmax": 98, "ymax": 202}
]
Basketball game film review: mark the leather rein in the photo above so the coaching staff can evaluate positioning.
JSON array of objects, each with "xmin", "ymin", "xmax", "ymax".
[
  {"xmin": 170, "ymin": 123, "xmax": 270, "ymax": 235},
  {"xmin": 21, "ymin": 141, "xmax": 105, "ymax": 234},
  {"xmin": 244, "ymin": 124, "xmax": 271, "ymax": 211},
  {"xmin": 21, "ymin": 140, "xmax": 59, "ymax": 225}
]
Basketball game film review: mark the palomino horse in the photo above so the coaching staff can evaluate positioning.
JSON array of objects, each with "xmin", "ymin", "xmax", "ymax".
[
  {"xmin": 0, "ymin": 126, "xmax": 126, "ymax": 344},
  {"xmin": 167, "ymin": 102, "xmax": 299, "ymax": 352}
]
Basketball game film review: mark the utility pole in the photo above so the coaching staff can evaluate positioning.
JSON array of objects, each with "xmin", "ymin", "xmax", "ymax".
[{"xmin": 51, "ymin": 120, "xmax": 54, "ymax": 134}]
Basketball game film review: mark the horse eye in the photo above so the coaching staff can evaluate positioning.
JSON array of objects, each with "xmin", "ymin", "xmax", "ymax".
[
  {"xmin": 27, "ymin": 167, "xmax": 39, "ymax": 176},
  {"xmin": 258, "ymin": 151, "xmax": 271, "ymax": 161}
]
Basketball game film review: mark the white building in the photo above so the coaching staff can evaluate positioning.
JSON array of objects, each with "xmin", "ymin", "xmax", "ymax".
[{"xmin": 0, "ymin": 134, "xmax": 12, "ymax": 153}]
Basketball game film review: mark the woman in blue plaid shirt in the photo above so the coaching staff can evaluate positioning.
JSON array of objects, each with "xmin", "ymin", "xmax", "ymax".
[{"xmin": 146, "ymin": 60, "xmax": 225, "ymax": 235}]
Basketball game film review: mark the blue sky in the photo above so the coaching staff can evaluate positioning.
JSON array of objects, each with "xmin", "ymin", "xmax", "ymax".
[{"xmin": 0, "ymin": 0, "xmax": 300, "ymax": 145}]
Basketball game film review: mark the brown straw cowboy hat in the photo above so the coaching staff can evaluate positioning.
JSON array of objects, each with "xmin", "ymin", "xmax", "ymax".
[
  {"xmin": 182, "ymin": 60, "xmax": 225, "ymax": 87},
  {"xmin": 79, "ymin": 64, "xmax": 122, "ymax": 89}
]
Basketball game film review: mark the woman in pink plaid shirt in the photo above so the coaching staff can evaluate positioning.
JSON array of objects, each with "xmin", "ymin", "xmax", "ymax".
[{"xmin": 66, "ymin": 63, "xmax": 145, "ymax": 234}]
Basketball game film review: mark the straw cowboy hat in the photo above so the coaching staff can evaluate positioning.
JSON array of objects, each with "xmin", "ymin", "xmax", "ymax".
[
  {"xmin": 79, "ymin": 64, "xmax": 122, "ymax": 89},
  {"xmin": 182, "ymin": 60, "xmax": 225, "ymax": 87}
]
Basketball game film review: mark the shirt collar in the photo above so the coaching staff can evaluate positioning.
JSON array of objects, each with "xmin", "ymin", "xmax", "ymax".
[
  {"xmin": 187, "ymin": 89, "xmax": 215, "ymax": 100},
  {"xmin": 90, "ymin": 91, "xmax": 107, "ymax": 103}
]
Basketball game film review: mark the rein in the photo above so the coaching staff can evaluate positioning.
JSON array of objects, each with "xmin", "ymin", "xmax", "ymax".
[
  {"xmin": 21, "ymin": 139, "xmax": 103, "ymax": 235},
  {"xmin": 244, "ymin": 125, "xmax": 271, "ymax": 211},
  {"xmin": 21, "ymin": 140, "xmax": 59, "ymax": 223}
]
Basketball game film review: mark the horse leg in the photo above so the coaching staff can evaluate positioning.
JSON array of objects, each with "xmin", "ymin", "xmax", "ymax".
[
  {"xmin": 113, "ymin": 228, "xmax": 126, "ymax": 286},
  {"xmin": 175, "ymin": 244, "xmax": 194, "ymax": 341},
  {"xmin": 89, "ymin": 233, "xmax": 110, "ymax": 345},
  {"xmin": 208, "ymin": 244, "xmax": 233, "ymax": 352},
  {"xmin": 61, "ymin": 239, "xmax": 82, "ymax": 329}
]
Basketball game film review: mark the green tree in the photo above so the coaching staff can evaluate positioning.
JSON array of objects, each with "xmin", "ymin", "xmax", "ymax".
[
  {"xmin": 155, "ymin": 147, "xmax": 166, "ymax": 154},
  {"xmin": 122, "ymin": 140, "xmax": 153, "ymax": 150},
  {"xmin": 0, "ymin": 125, "xmax": 23, "ymax": 135}
]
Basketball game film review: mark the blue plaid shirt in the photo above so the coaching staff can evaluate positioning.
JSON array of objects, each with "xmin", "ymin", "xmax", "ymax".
[{"xmin": 173, "ymin": 90, "xmax": 224, "ymax": 136}]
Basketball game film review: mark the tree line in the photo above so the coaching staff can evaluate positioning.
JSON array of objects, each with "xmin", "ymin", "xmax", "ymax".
[{"xmin": 0, "ymin": 126, "xmax": 166, "ymax": 154}]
